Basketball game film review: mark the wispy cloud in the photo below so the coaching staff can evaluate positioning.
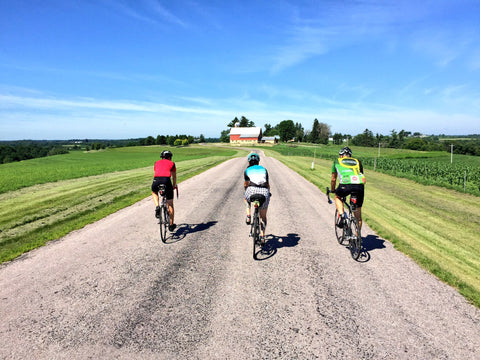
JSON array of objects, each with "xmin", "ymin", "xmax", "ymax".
[{"xmin": 107, "ymin": 0, "xmax": 188, "ymax": 28}]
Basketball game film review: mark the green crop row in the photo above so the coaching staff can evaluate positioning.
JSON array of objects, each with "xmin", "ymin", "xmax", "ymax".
[{"xmin": 267, "ymin": 144, "xmax": 480, "ymax": 196}]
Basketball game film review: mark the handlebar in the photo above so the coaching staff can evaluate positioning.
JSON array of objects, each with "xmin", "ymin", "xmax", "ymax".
[{"xmin": 326, "ymin": 187, "xmax": 333, "ymax": 204}]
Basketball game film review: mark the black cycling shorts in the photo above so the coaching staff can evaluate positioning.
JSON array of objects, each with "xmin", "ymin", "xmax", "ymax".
[
  {"xmin": 151, "ymin": 177, "xmax": 174, "ymax": 200},
  {"xmin": 335, "ymin": 184, "xmax": 365, "ymax": 207}
]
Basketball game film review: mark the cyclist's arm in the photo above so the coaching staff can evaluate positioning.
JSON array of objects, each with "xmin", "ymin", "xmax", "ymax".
[
  {"xmin": 331, "ymin": 172, "xmax": 337, "ymax": 192},
  {"xmin": 244, "ymin": 180, "xmax": 249, "ymax": 189},
  {"xmin": 171, "ymin": 169, "xmax": 177, "ymax": 188}
]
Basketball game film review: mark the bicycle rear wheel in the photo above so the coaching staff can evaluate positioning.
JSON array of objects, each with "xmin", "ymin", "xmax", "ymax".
[
  {"xmin": 159, "ymin": 205, "xmax": 168, "ymax": 243},
  {"xmin": 252, "ymin": 212, "xmax": 260, "ymax": 258},
  {"xmin": 348, "ymin": 216, "xmax": 362, "ymax": 260},
  {"xmin": 334, "ymin": 209, "xmax": 345, "ymax": 245}
]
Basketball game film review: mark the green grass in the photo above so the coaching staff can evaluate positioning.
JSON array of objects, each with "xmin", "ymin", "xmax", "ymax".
[
  {"xmin": 268, "ymin": 143, "xmax": 480, "ymax": 196},
  {"xmin": 263, "ymin": 147, "xmax": 480, "ymax": 308},
  {"xmin": 0, "ymin": 145, "xmax": 247, "ymax": 263},
  {"xmin": 0, "ymin": 145, "xmax": 238, "ymax": 194}
]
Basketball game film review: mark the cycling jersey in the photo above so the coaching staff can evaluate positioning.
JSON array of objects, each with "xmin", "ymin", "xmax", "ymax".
[
  {"xmin": 244, "ymin": 165, "xmax": 269, "ymax": 187},
  {"xmin": 154, "ymin": 159, "xmax": 176, "ymax": 177},
  {"xmin": 332, "ymin": 157, "xmax": 366, "ymax": 185}
]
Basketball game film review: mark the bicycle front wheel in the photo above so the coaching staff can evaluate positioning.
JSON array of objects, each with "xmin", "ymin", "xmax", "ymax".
[
  {"xmin": 334, "ymin": 209, "xmax": 345, "ymax": 245},
  {"xmin": 348, "ymin": 216, "xmax": 362, "ymax": 260},
  {"xmin": 160, "ymin": 205, "xmax": 168, "ymax": 243}
]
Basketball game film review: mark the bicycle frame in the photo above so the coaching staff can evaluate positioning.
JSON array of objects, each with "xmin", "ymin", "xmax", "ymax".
[
  {"xmin": 249, "ymin": 193, "xmax": 266, "ymax": 259},
  {"xmin": 326, "ymin": 187, "xmax": 362, "ymax": 260}
]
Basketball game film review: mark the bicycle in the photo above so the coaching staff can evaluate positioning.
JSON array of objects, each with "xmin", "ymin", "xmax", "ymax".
[
  {"xmin": 326, "ymin": 187, "xmax": 362, "ymax": 260},
  {"xmin": 157, "ymin": 184, "xmax": 170, "ymax": 243},
  {"xmin": 249, "ymin": 193, "xmax": 266, "ymax": 259}
]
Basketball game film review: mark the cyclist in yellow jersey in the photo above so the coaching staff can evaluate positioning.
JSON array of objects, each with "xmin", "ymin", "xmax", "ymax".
[{"xmin": 331, "ymin": 147, "xmax": 366, "ymax": 229}]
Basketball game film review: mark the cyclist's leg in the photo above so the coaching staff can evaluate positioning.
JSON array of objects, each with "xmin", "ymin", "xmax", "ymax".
[
  {"xmin": 259, "ymin": 208, "xmax": 267, "ymax": 237},
  {"xmin": 244, "ymin": 188, "xmax": 252, "ymax": 224},
  {"xmin": 334, "ymin": 185, "xmax": 347, "ymax": 218},
  {"xmin": 354, "ymin": 207, "xmax": 362, "ymax": 229},
  {"xmin": 167, "ymin": 199, "xmax": 174, "ymax": 225},
  {"xmin": 152, "ymin": 191, "xmax": 159, "ymax": 207},
  {"xmin": 352, "ymin": 184, "xmax": 364, "ymax": 229}
]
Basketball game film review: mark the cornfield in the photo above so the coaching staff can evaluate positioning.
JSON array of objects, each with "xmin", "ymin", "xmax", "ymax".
[{"xmin": 362, "ymin": 157, "xmax": 480, "ymax": 195}]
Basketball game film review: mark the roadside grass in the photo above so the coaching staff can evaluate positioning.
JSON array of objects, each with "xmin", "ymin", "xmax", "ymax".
[
  {"xmin": 264, "ymin": 148, "xmax": 480, "ymax": 308},
  {"xmin": 0, "ymin": 147, "xmax": 246, "ymax": 263}
]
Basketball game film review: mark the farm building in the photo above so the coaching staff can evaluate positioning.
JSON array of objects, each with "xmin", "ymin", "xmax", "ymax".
[
  {"xmin": 261, "ymin": 136, "xmax": 280, "ymax": 144},
  {"xmin": 229, "ymin": 127, "xmax": 263, "ymax": 144}
]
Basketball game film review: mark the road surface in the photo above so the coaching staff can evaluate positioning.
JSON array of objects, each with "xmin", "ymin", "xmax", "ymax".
[{"xmin": 1, "ymin": 154, "xmax": 479, "ymax": 359}]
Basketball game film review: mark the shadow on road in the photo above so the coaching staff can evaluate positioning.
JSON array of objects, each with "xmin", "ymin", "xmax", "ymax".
[
  {"xmin": 351, "ymin": 234, "xmax": 386, "ymax": 263},
  {"xmin": 255, "ymin": 233, "xmax": 301, "ymax": 261},
  {"xmin": 362, "ymin": 234, "xmax": 386, "ymax": 252},
  {"xmin": 166, "ymin": 221, "xmax": 218, "ymax": 243}
]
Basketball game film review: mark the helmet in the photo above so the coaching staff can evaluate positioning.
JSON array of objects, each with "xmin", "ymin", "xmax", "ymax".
[
  {"xmin": 247, "ymin": 153, "xmax": 260, "ymax": 164},
  {"xmin": 161, "ymin": 150, "xmax": 173, "ymax": 159},
  {"xmin": 339, "ymin": 147, "xmax": 352, "ymax": 157}
]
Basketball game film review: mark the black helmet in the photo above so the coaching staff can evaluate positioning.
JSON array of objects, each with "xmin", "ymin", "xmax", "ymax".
[
  {"xmin": 247, "ymin": 153, "xmax": 260, "ymax": 164},
  {"xmin": 161, "ymin": 150, "xmax": 172, "ymax": 159},
  {"xmin": 339, "ymin": 147, "xmax": 352, "ymax": 157}
]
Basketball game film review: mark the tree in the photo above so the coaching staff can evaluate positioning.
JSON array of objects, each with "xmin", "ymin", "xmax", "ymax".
[
  {"xmin": 308, "ymin": 119, "xmax": 320, "ymax": 143},
  {"xmin": 295, "ymin": 122, "xmax": 304, "ymax": 142},
  {"xmin": 239, "ymin": 116, "xmax": 254, "ymax": 127},
  {"xmin": 332, "ymin": 133, "xmax": 343, "ymax": 145},
  {"xmin": 307, "ymin": 119, "xmax": 330, "ymax": 144},
  {"xmin": 199, "ymin": 134, "xmax": 206, "ymax": 143},
  {"xmin": 264, "ymin": 123, "xmax": 273, "ymax": 136},
  {"xmin": 352, "ymin": 129, "xmax": 375, "ymax": 147},
  {"xmin": 220, "ymin": 129, "xmax": 230, "ymax": 143},
  {"xmin": 228, "ymin": 117, "xmax": 239, "ymax": 127},
  {"xmin": 277, "ymin": 120, "xmax": 296, "ymax": 142}
]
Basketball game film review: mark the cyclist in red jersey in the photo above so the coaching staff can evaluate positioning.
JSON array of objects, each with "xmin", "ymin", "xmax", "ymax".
[{"xmin": 151, "ymin": 150, "xmax": 177, "ymax": 231}]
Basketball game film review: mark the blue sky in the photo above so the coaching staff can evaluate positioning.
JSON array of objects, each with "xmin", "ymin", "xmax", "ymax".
[{"xmin": 1, "ymin": 0, "xmax": 479, "ymax": 140}]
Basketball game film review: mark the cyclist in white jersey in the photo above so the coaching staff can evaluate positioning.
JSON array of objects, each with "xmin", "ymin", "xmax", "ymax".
[{"xmin": 244, "ymin": 153, "xmax": 270, "ymax": 241}]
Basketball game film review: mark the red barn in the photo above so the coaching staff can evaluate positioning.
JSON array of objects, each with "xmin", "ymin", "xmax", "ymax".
[{"xmin": 229, "ymin": 127, "xmax": 262, "ymax": 144}]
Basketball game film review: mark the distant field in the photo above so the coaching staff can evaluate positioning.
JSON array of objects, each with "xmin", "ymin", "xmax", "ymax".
[
  {"xmin": 263, "ymin": 146, "xmax": 480, "ymax": 308},
  {"xmin": 269, "ymin": 144, "xmax": 480, "ymax": 196},
  {"xmin": 0, "ymin": 145, "xmax": 238, "ymax": 194},
  {"xmin": 0, "ymin": 145, "xmax": 246, "ymax": 263}
]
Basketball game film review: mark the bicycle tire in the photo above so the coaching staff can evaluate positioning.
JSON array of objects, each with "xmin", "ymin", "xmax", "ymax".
[
  {"xmin": 252, "ymin": 211, "xmax": 260, "ymax": 258},
  {"xmin": 334, "ymin": 209, "xmax": 345, "ymax": 245},
  {"xmin": 349, "ymin": 216, "xmax": 362, "ymax": 260},
  {"xmin": 160, "ymin": 204, "xmax": 168, "ymax": 243}
]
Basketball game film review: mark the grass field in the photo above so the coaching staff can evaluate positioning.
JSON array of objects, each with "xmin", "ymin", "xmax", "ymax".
[
  {"xmin": 0, "ymin": 145, "xmax": 239, "ymax": 194},
  {"xmin": 0, "ymin": 145, "xmax": 246, "ymax": 263},
  {"xmin": 263, "ymin": 146, "xmax": 480, "ymax": 308},
  {"xmin": 270, "ymin": 143, "xmax": 480, "ymax": 196}
]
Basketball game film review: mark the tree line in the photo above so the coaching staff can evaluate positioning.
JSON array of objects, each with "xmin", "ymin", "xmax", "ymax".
[
  {"xmin": 220, "ymin": 116, "xmax": 480, "ymax": 156},
  {"xmin": 0, "ymin": 134, "xmax": 206, "ymax": 164}
]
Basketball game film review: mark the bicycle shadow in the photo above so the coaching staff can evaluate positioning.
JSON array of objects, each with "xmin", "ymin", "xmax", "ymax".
[
  {"xmin": 165, "ymin": 221, "xmax": 218, "ymax": 243},
  {"xmin": 255, "ymin": 233, "xmax": 301, "ymax": 261},
  {"xmin": 355, "ymin": 234, "xmax": 386, "ymax": 262}
]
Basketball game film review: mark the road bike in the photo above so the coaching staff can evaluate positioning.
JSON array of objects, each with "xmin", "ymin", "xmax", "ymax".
[
  {"xmin": 157, "ymin": 184, "xmax": 171, "ymax": 243},
  {"xmin": 249, "ymin": 193, "xmax": 266, "ymax": 259},
  {"xmin": 326, "ymin": 187, "xmax": 362, "ymax": 260}
]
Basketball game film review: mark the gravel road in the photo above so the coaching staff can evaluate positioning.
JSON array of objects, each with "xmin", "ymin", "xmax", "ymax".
[{"xmin": 1, "ymin": 154, "xmax": 479, "ymax": 359}]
